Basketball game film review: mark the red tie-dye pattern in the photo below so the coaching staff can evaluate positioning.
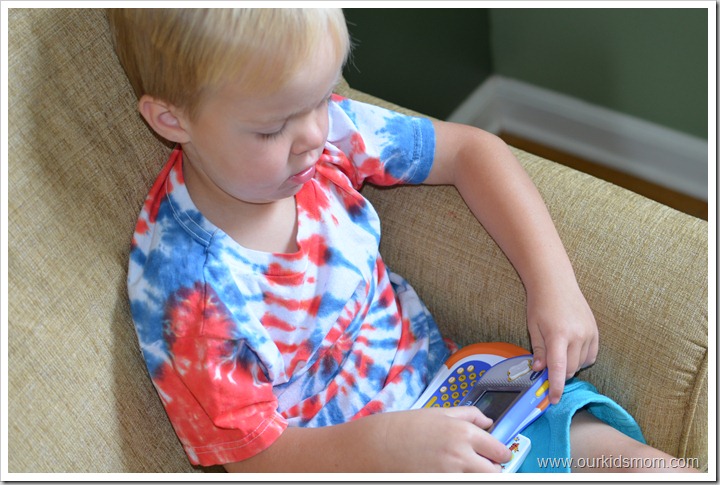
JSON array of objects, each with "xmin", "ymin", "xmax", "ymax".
[
  {"xmin": 131, "ymin": 219, "xmax": 149, "ymax": 248},
  {"xmin": 128, "ymin": 97, "xmax": 442, "ymax": 467},
  {"xmin": 352, "ymin": 400, "xmax": 385, "ymax": 420},
  {"xmin": 153, "ymin": 362, "xmax": 286, "ymax": 466},
  {"xmin": 295, "ymin": 153, "xmax": 334, "ymax": 222},
  {"xmin": 261, "ymin": 312, "xmax": 296, "ymax": 332},
  {"xmin": 280, "ymin": 340, "xmax": 314, "ymax": 377},
  {"xmin": 133, "ymin": 149, "xmax": 182, "ymax": 244},
  {"xmin": 384, "ymin": 364, "xmax": 411, "ymax": 386},
  {"xmin": 314, "ymin": 152, "xmax": 360, "ymax": 190},
  {"xmin": 264, "ymin": 264, "xmax": 305, "ymax": 287},
  {"xmin": 264, "ymin": 292, "xmax": 324, "ymax": 317},
  {"xmin": 350, "ymin": 131, "xmax": 366, "ymax": 155},
  {"xmin": 300, "ymin": 233, "xmax": 331, "ymax": 267},
  {"xmin": 155, "ymin": 283, "xmax": 286, "ymax": 465}
]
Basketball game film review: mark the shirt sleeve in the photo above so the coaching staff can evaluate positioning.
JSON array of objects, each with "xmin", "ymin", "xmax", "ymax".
[
  {"xmin": 326, "ymin": 94, "xmax": 436, "ymax": 188},
  {"xmin": 154, "ymin": 282, "xmax": 288, "ymax": 467}
]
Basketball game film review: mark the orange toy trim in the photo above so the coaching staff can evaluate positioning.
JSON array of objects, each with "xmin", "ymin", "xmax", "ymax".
[{"xmin": 445, "ymin": 342, "xmax": 531, "ymax": 368}]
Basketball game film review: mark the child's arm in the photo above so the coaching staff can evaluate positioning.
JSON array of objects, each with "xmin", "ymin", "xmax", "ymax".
[
  {"xmin": 224, "ymin": 406, "xmax": 511, "ymax": 472},
  {"xmin": 425, "ymin": 121, "xmax": 599, "ymax": 404}
]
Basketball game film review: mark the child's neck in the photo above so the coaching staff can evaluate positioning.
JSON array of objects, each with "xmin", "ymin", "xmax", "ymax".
[
  {"xmin": 183, "ymin": 160, "xmax": 299, "ymax": 255},
  {"xmin": 217, "ymin": 197, "xmax": 299, "ymax": 254}
]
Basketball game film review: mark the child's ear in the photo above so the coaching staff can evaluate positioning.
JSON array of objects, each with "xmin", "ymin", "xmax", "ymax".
[{"xmin": 137, "ymin": 95, "xmax": 191, "ymax": 144}]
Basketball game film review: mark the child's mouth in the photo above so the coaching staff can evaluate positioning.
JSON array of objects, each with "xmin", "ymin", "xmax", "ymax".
[{"xmin": 290, "ymin": 165, "xmax": 316, "ymax": 185}]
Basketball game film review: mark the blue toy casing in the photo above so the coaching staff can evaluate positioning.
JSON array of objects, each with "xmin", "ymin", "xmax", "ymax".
[
  {"xmin": 460, "ymin": 353, "xmax": 550, "ymax": 446},
  {"xmin": 412, "ymin": 342, "xmax": 551, "ymax": 472}
]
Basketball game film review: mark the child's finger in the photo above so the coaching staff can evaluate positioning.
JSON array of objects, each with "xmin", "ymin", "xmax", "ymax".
[
  {"xmin": 443, "ymin": 404, "xmax": 493, "ymax": 429},
  {"xmin": 544, "ymin": 339, "xmax": 568, "ymax": 404},
  {"xmin": 528, "ymin": 329, "xmax": 547, "ymax": 371},
  {"xmin": 441, "ymin": 407, "xmax": 512, "ymax": 466},
  {"xmin": 471, "ymin": 429, "xmax": 513, "ymax": 466}
]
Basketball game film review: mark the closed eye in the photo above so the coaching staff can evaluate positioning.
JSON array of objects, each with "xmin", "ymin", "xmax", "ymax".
[
  {"xmin": 257, "ymin": 95, "xmax": 330, "ymax": 141},
  {"xmin": 257, "ymin": 125, "xmax": 286, "ymax": 140}
]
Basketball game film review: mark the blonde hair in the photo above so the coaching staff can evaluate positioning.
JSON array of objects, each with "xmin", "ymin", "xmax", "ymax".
[{"xmin": 107, "ymin": 8, "xmax": 350, "ymax": 119}]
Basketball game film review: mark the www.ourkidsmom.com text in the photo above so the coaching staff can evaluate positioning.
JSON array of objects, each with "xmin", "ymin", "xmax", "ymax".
[{"xmin": 537, "ymin": 455, "xmax": 699, "ymax": 471}]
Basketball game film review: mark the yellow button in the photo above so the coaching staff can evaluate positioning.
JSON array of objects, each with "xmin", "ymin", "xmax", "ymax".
[{"xmin": 535, "ymin": 380, "xmax": 550, "ymax": 397}]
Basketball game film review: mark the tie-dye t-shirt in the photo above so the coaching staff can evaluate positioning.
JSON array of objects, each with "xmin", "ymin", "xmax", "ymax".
[{"xmin": 127, "ymin": 95, "xmax": 451, "ymax": 466}]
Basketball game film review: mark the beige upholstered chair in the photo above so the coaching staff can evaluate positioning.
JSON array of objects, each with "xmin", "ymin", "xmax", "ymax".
[{"xmin": 8, "ymin": 8, "xmax": 708, "ymax": 473}]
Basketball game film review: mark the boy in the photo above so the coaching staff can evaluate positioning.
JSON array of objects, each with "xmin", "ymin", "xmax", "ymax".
[{"xmin": 109, "ymin": 8, "xmax": 692, "ymax": 472}]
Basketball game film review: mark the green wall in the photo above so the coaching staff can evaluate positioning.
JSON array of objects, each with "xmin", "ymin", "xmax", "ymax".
[
  {"xmin": 490, "ymin": 9, "xmax": 708, "ymax": 139},
  {"xmin": 342, "ymin": 8, "xmax": 493, "ymax": 120},
  {"xmin": 342, "ymin": 8, "xmax": 708, "ymax": 139}
]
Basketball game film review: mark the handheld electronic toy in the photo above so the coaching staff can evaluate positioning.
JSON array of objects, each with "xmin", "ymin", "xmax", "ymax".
[{"xmin": 412, "ymin": 342, "xmax": 551, "ymax": 473}]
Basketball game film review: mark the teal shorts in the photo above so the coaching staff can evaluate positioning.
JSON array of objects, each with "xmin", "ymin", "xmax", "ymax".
[{"xmin": 518, "ymin": 378, "xmax": 645, "ymax": 473}]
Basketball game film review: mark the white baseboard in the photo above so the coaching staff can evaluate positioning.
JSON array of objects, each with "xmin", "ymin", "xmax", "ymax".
[{"xmin": 447, "ymin": 75, "xmax": 708, "ymax": 201}]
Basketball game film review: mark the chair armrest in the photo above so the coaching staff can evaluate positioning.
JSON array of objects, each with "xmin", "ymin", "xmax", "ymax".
[{"xmin": 337, "ymin": 81, "xmax": 708, "ymax": 469}]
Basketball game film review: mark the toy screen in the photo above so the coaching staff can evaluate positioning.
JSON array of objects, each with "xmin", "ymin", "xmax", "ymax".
[{"xmin": 473, "ymin": 390, "xmax": 520, "ymax": 421}]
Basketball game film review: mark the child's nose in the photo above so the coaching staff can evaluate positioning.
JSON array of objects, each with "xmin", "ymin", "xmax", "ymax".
[{"xmin": 291, "ymin": 110, "xmax": 326, "ymax": 155}]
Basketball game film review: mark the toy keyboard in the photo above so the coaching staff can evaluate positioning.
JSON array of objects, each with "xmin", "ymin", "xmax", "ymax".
[{"xmin": 412, "ymin": 342, "xmax": 550, "ymax": 473}]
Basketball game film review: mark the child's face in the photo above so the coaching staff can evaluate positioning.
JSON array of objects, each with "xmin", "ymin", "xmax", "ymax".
[{"xmin": 179, "ymin": 37, "xmax": 342, "ymax": 207}]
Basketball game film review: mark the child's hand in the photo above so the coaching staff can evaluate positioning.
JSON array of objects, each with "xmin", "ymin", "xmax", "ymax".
[
  {"xmin": 225, "ymin": 405, "xmax": 512, "ymax": 473},
  {"xmin": 427, "ymin": 120, "xmax": 599, "ymax": 405},
  {"xmin": 526, "ymin": 281, "xmax": 599, "ymax": 404},
  {"xmin": 368, "ymin": 406, "xmax": 512, "ymax": 472}
]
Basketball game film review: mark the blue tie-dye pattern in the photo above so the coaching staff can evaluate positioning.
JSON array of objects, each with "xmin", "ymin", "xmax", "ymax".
[
  {"xmin": 126, "ymin": 96, "xmax": 450, "ymax": 464},
  {"xmin": 130, "ymin": 218, "xmax": 210, "ymax": 375},
  {"xmin": 129, "ymin": 246, "xmax": 147, "ymax": 269},
  {"xmin": 377, "ymin": 115, "xmax": 435, "ymax": 184},
  {"xmin": 130, "ymin": 299, "xmax": 167, "ymax": 375},
  {"xmin": 345, "ymin": 201, "xmax": 380, "ymax": 238},
  {"xmin": 333, "ymin": 97, "xmax": 357, "ymax": 126},
  {"xmin": 323, "ymin": 246, "xmax": 365, "ymax": 278},
  {"xmin": 314, "ymin": 292, "xmax": 353, "ymax": 320}
]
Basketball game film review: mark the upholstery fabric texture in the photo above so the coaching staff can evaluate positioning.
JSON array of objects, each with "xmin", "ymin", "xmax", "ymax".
[{"xmin": 8, "ymin": 8, "xmax": 708, "ymax": 473}]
